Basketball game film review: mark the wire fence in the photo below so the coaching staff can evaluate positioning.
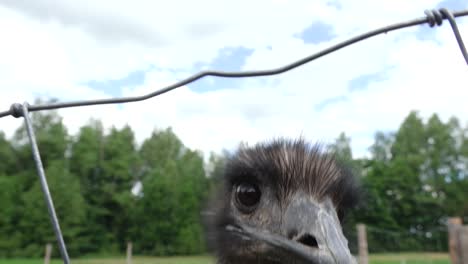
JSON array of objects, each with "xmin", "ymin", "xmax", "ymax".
[
  {"xmin": 0, "ymin": 7, "xmax": 467, "ymax": 264},
  {"xmin": 345, "ymin": 224, "xmax": 449, "ymax": 255}
]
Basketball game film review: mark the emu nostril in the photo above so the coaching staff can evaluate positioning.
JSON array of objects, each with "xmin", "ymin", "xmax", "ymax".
[{"xmin": 297, "ymin": 234, "xmax": 319, "ymax": 248}]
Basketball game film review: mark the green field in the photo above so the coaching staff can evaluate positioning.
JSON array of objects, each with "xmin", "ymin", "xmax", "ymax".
[
  {"xmin": 369, "ymin": 253, "xmax": 450, "ymax": 264},
  {"xmin": 0, "ymin": 256, "xmax": 212, "ymax": 264},
  {"xmin": 0, "ymin": 253, "xmax": 451, "ymax": 264}
]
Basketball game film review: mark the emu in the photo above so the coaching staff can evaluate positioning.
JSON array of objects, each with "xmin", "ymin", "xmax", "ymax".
[{"xmin": 203, "ymin": 138, "xmax": 360, "ymax": 264}]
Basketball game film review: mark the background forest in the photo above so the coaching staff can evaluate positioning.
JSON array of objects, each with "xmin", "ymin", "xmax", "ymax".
[{"xmin": 0, "ymin": 107, "xmax": 467, "ymax": 258}]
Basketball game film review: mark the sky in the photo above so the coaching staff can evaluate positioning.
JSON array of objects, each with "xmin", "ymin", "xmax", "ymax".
[{"xmin": 0, "ymin": 0, "xmax": 467, "ymax": 161}]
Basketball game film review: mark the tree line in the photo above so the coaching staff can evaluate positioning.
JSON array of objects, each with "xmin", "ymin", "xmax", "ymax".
[
  {"xmin": 0, "ymin": 105, "xmax": 467, "ymax": 257},
  {"xmin": 339, "ymin": 111, "xmax": 468, "ymax": 253},
  {"xmin": 0, "ymin": 107, "xmax": 210, "ymax": 257}
]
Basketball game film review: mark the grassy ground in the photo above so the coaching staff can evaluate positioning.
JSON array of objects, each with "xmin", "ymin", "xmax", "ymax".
[
  {"xmin": 369, "ymin": 253, "xmax": 450, "ymax": 264},
  {"xmin": 0, "ymin": 256, "xmax": 213, "ymax": 264},
  {"xmin": 0, "ymin": 253, "xmax": 450, "ymax": 264}
]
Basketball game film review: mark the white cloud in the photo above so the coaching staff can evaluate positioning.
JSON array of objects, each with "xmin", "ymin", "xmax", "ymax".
[{"xmin": 0, "ymin": 0, "xmax": 467, "ymax": 161}]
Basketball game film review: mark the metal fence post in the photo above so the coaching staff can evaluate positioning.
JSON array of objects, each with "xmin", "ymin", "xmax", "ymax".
[{"xmin": 22, "ymin": 103, "xmax": 71, "ymax": 264}]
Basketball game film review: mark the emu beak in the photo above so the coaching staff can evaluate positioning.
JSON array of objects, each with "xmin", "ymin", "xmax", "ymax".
[
  {"xmin": 283, "ymin": 196, "xmax": 356, "ymax": 263},
  {"xmin": 226, "ymin": 196, "xmax": 356, "ymax": 264}
]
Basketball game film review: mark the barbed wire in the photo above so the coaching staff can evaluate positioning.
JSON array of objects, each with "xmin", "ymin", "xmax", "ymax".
[
  {"xmin": 1, "ymin": 7, "xmax": 467, "ymax": 264},
  {"xmin": 365, "ymin": 224, "xmax": 448, "ymax": 236},
  {"xmin": 0, "ymin": 8, "xmax": 467, "ymax": 120}
]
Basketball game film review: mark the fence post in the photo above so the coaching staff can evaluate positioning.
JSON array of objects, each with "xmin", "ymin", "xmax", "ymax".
[
  {"xmin": 357, "ymin": 224, "xmax": 368, "ymax": 264},
  {"xmin": 127, "ymin": 241, "xmax": 132, "ymax": 264},
  {"xmin": 460, "ymin": 226, "xmax": 468, "ymax": 264},
  {"xmin": 448, "ymin": 217, "xmax": 462, "ymax": 264},
  {"xmin": 44, "ymin": 243, "xmax": 52, "ymax": 264}
]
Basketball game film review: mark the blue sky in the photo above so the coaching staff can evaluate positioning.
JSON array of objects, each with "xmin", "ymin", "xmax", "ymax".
[
  {"xmin": 84, "ymin": 10, "xmax": 435, "ymax": 123},
  {"xmin": 85, "ymin": 18, "xmax": 378, "ymax": 110},
  {"xmin": 85, "ymin": 0, "xmax": 464, "ymax": 104},
  {"xmin": 0, "ymin": 0, "xmax": 467, "ymax": 159}
]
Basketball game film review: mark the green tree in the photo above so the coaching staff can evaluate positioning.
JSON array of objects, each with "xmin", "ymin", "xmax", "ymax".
[
  {"xmin": 457, "ymin": 121, "xmax": 468, "ymax": 220},
  {"xmin": 139, "ymin": 127, "xmax": 184, "ymax": 171},
  {"xmin": 0, "ymin": 133, "xmax": 27, "ymax": 256},
  {"xmin": 0, "ymin": 173, "xmax": 22, "ymax": 256},
  {"xmin": 17, "ymin": 161, "xmax": 86, "ymax": 257},
  {"xmin": 328, "ymin": 132, "xmax": 364, "ymax": 183},
  {"xmin": 369, "ymin": 131, "xmax": 394, "ymax": 163},
  {"xmin": 11, "ymin": 103, "xmax": 69, "ymax": 193},
  {"xmin": 69, "ymin": 119, "xmax": 106, "ymax": 253},
  {"xmin": 12, "ymin": 105, "xmax": 68, "ymax": 171},
  {"xmin": 70, "ymin": 122, "xmax": 139, "ymax": 254},
  {"xmin": 100, "ymin": 125, "xmax": 139, "ymax": 252},
  {"xmin": 133, "ymin": 161, "xmax": 180, "ymax": 255},
  {"xmin": 329, "ymin": 132, "xmax": 353, "ymax": 160},
  {"xmin": 173, "ymin": 149, "xmax": 209, "ymax": 254},
  {"xmin": 0, "ymin": 132, "xmax": 17, "ymax": 174},
  {"xmin": 132, "ymin": 128, "xmax": 209, "ymax": 255},
  {"xmin": 206, "ymin": 150, "xmax": 230, "ymax": 189}
]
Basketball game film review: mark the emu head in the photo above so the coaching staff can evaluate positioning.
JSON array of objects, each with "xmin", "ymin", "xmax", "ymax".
[{"xmin": 203, "ymin": 138, "xmax": 360, "ymax": 264}]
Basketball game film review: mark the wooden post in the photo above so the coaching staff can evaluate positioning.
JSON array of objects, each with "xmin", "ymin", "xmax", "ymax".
[
  {"xmin": 357, "ymin": 224, "xmax": 368, "ymax": 264},
  {"xmin": 44, "ymin": 243, "xmax": 52, "ymax": 264},
  {"xmin": 460, "ymin": 226, "xmax": 468, "ymax": 264},
  {"xmin": 126, "ymin": 241, "xmax": 132, "ymax": 264},
  {"xmin": 448, "ymin": 217, "xmax": 462, "ymax": 264}
]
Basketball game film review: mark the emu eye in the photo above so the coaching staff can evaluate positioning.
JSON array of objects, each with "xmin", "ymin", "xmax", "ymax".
[{"xmin": 234, "ymin": 182, "xmax": 261, "ymax": 212}]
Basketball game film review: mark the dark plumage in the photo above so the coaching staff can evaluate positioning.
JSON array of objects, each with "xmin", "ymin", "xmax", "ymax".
[{"xmin": 203, "ymin": 138, "xmax": 360, "ymax": 264}]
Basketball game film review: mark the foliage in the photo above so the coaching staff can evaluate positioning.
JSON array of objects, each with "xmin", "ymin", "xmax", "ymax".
[
  {"xmin": 0, "ymin": 104, "xmax": 467, "ymax": 256},
  {"xmin": 331, "ymin": 111, "xmax": 468, "ymax": 253},
  {"xmin": 0, "ymin": 110, "xmax": 208, "ymax": 257}
]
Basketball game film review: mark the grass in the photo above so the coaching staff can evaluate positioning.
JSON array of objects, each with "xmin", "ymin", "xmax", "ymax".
[
  {"xmin": 369, "ymin": 253, "xmax": 450, "ymax": 264},
  {"xmin": 0, "ymin": 256, "xmax": 212, "ymax": 264},
  {"xmin": 0, "ymin": 253, "xmax": 450, "ymax": 264}
]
